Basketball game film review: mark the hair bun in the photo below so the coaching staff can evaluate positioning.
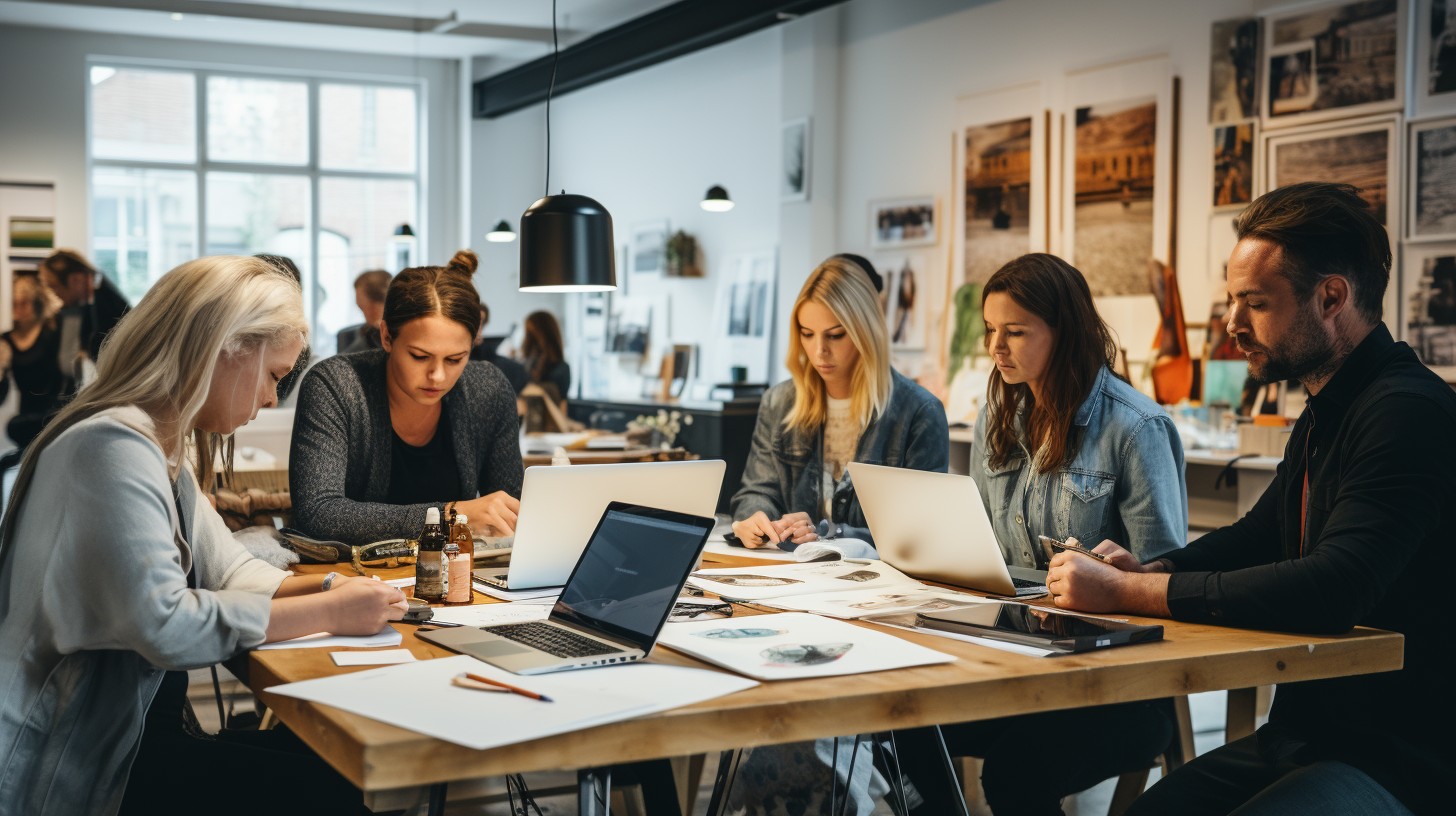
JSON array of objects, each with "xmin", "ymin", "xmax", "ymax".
[{"xmin": 446, "ymin": 249, "xmax": 479, "ymax": 277}]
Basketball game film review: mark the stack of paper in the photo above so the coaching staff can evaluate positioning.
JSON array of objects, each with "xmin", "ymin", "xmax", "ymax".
[{"xmin": 266, "ymin": 655, "xmax": 758, "ymax": 750}]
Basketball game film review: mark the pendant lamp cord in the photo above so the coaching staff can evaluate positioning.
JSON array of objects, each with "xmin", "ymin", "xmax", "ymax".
[{"xmin": 545, "ymin": 0, "xmax": 559, "ymax": 198}]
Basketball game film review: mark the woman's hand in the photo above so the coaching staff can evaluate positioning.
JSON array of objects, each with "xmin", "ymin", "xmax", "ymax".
[
  {"xmin": 323, "ymin": 579, "xmax": 407, "ymax": 636},
  {"xmin": 458, "ymin": 491, "xmax": 521, "ymax": 536},
  {"xmin": 773, "ymin": 512, "xmax": 819, "ymax": 546},
  {"xmin": 732, "ymin": 511, "xmax": 781, "ymax": 548}
]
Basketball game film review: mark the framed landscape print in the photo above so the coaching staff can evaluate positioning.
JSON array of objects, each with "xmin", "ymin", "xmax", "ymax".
[
  {"xmin": 1415, "ymin": 0, "xmax": 1456, "ymax": 116},
  {"xmin": 1210, "ymin": 17, "xmax": 1261, "ymax": 124},
  {"xmin": 1402, "ymin": 241, "xmax": 1456, "ymax": 380},
  {"xmin": 1262, "ymin": 0, "xmax": 1406, "ymax": 128},
  {"xmin": 1265, "ymin": 115, "xmax": 1401, "ymax": 235},
  {"xmin": 1213, "ymin": 122, "xmax": 1257, "ymax": 208},
  {"xmin": 1408, "ymin": 116, "xmax": 1456, "ymax": 241}
]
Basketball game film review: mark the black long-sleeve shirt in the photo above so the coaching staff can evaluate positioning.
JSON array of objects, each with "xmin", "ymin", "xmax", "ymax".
[{"xmin": 1162, "ymin": 324, "xmax": 1456, "ymax": 815}]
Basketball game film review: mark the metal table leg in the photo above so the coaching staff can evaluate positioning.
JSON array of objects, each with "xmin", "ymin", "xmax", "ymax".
[
  {"xmin": 703, "ymin": 748, "xmax": 742, "ymax": 816},
  {"xmin": 579, "ymin": 766, "xmax": 613, "ymax": 816},
  {"xmin": 426, "ymin": 782, "xmax": 448, "ymax": 816}
]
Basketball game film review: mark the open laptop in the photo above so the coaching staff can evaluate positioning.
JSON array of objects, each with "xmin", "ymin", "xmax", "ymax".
[
  {"xmin": 474, "ymin": 459, "xmax": 725, "ymax": 590},
  {"xmin": 421, "ymin": 502, "xmax": 714, "ymax": 675},
  {"xmin": 848, "ymin": 462, "xmax": 1047, "ymax": 597}
]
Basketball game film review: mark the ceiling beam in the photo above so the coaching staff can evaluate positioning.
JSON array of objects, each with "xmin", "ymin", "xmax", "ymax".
[{"xmin": 473, "ymin": 0, "xmax": 845, "ymax": 119}]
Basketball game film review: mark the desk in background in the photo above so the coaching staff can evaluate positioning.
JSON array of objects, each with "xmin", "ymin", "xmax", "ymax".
[
  {"xmin": 568, "ymin": 395, "xmax": 760, "ymax": 514},
  {"xmin": 1185, "ymin": 449, "xmax": 1280, "ymax": 530},
  {"xmin": 251, "ymin": 556, "xmax": 1401, "ymax": 816}
]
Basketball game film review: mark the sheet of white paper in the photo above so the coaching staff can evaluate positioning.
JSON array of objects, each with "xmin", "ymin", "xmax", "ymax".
[
  {"xmin": 384, "ymin": 577, "xmax": 415, "ymax": 588},
  {"xmin": 266, "ymin": 655, "xmax": 758, "ymax": 751},
  {"xmin": 472, "ymin": 582, "xmax": 562, "ymax": 602},
  {"xmin": 332, "ymin": 649, "xmax": 417, "ymax": 666},
  {"xmin": 658, "ymin": 612, "xmax": 955, "ymax": 680},
  {"xmin": 255, "ymin": 626, "xmax": 402, "ymax": 651},
  {"xmin": 762, "ymin": 586, "xmax": 993, "ymax": 619},
  {"xmin": 428, "ymin": 603, "xmax": 552, "ymax": 627},
  {"xmin": 687, "ymin": 559, "xmax": 921, "ymax": 600}
]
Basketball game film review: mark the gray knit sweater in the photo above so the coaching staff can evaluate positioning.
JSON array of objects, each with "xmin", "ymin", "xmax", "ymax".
[{"xmin": 289, "ymin": 350, "xmax": 524, "ymax": 546}]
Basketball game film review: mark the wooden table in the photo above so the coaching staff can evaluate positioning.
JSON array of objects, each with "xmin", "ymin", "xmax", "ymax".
[{"xmin": 249, "ymin": 558, "xmax": 1403, "ymax": 814}]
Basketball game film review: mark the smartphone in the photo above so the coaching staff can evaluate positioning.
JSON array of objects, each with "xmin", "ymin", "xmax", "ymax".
[{"xmin": 1038, "ymin": 535, "xmax": 1108, "ymax": 563}]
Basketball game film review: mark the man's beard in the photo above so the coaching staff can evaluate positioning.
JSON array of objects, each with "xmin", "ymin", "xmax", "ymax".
[{"xmin": 1242, "ymin": 308, "xmax": 1340, "ymax": 385}]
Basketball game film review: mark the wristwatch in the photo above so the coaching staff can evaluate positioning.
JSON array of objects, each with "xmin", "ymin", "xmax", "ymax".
[{"xmin": 321, "ymin": 571, "xmax": 340, "ymax": 592}]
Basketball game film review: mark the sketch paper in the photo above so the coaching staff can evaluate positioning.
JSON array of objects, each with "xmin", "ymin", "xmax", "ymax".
[
  {"xmin": 266, "ymin": 655, "xmax": 757, "ymax": 751},
  {"xmin": 687, "ymin": 559, "xmax": 921, "ymax": 601},
  {"xmin": 760, "ymin": 586, "xmax": 992, "ymax": 619},
  {"xmin": 658, "ymin": 612, "xmax": 955, "ymax": 680},
  {"xmin": 255, "ymin": 625, "xmax": 401, "ymax": 651},
  {"xmin": 428, "ymin": 603, "xmax": 551, "ymax": 627}
]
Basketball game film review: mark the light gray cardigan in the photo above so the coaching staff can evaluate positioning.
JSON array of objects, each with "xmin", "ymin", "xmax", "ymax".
[
  {"xmin": 289, "ymin": 350, "xmax": 524, "ymax": 546},
  {"xmin": 0, "ymin": 407, "xmax": 288, "ymax": 816}
]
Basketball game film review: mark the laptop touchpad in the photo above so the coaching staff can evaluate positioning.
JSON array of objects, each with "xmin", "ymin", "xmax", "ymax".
[{"xmin": 472, "ymin": 640, "xmax": 532, "ymax": 657}]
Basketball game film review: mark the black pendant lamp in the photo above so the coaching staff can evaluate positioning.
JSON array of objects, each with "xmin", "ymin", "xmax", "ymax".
[{"xmin": 519, "ymin": 0, "xmax": 615, "ymax": 292}]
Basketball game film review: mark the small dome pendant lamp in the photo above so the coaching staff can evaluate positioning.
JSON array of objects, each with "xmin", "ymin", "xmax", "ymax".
[{"xmin": 518, "ymin": 0, "xmax": 615, "ymax": 292}]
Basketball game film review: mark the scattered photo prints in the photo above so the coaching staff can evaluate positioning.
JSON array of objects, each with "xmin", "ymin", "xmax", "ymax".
[
  {"xmin": 1409, "ymin": 116, "xmax": 1456, "ymax": 240},
  {"xmin": 1403, "ymin": 242, "xmax": 1456, "ymax": 380},
  {"xmin": 1210, "ymin": 17, "xmax": 1262, "ymax": 123},
  {"xmin": 1263, "ymin": 0, "xmax": 1406, "ymax": 127},
  {"xmin": 1072, "ymin": 96, "xmax": 1157, "ymax": 296},
  {"xmin": 1213, "ymin": 123, "xmax": 1256, "ymax": 208},
  {"xmin": 869, "ymin": 197, "xmax": 937, "ymax": 249}
]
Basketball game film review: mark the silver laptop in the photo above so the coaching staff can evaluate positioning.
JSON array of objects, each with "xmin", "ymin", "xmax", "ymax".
[
  {"xmin": 848, "ymin": 462, "xmax": 1047, "ymax": 597},
  {"xmin": 475, "ymin": 459, "xmax": 725, "ymax": 590},
  {"xmin": 421, "ymin": 502, "xmax": 714, "ymax": 675}
]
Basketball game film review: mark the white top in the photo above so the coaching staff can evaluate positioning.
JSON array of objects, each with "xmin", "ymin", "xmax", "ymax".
[{"xmin": 821, "ymin": 397, "xmax": 858, "ymax": 519}]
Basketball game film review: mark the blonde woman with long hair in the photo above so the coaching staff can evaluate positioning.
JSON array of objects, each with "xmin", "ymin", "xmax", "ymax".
[
  {"xmin": 0, "ymin": 256, "xmax": 404, "ymax": 816},
  {"xmin": 731, "ymin": 255, "xmax": 948, "ymax": 549}
]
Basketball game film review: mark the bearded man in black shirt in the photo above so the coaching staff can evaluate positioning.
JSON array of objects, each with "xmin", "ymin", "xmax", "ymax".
[{"xmin": 1049, "ymin": 182, "xmax": 1455, "ymax": 816}]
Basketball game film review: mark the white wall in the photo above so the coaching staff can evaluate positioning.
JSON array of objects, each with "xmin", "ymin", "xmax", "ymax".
[{"xmin": 0, "ymin": 23, "xmax": 463, "ymax": 287}]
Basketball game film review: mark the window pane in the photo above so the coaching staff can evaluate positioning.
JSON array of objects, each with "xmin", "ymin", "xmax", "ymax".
[
  {"xmin": 319, "ymin": 84, "xmax": 417, "ymax": 172},
  {"xmin": 90, "ymin": 66, "xmax": 196, "ymax": 163},
  {"xmin": 207, "ymin": 76, "xmax": 309, "ymax": 165},
  {"xmin": 90, "ymin": 167, "xmax": 198, "ymax": 303},
  {"xmin": 317, "ymin": 177, "xmax": 416, "ymax": 350}
]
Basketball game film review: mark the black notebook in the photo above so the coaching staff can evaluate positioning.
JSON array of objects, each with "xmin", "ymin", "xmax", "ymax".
[{"xmin": 916, "ymin": 603, "xmax": 1163, "ymax": 654}]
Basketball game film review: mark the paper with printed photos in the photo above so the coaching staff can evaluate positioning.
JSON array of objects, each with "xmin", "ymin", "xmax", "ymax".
[
  {"xmin": 759, "ymin": 585, "xmax": 994, "ymax": 619},
  {"xmin": 686, "ymin": 558, "xmax": 919, "ymax": 601}
]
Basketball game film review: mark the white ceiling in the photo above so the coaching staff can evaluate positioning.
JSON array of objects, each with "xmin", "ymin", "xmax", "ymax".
[{"xmin": 0, "ymin": 0, "xmax": 679, "ymax": 63}]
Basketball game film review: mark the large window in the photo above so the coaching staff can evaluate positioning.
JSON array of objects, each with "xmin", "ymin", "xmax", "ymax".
[{"xmin": 88, "ymin": 63, "xmax": 422, "ymax": 354}]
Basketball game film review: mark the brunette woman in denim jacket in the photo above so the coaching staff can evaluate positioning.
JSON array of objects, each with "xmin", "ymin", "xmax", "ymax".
[
  {"xmin": 899, "ymin": 253, "xmax": 1187, "ymax": 816},
  {"xmin": 731, "ymin": 256, "xmax": 948, "ymax": 550}
]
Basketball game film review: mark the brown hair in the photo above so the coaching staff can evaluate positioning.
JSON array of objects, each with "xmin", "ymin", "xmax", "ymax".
[
  {"xmin": 382, "ymin": 250, "xmax": 481, "ymax": 340},
  {"xmin": 982, "ymin": 254, "xmax": 1118, "ymax": 474},
  {"xmin": 522, "ymin": 311, "xmax": 565, "ymax": 383},
  {"xmin": 353, "ymin": 269, "xmax": 392, "ymax": 304},
  {"xmin": 40, "ymin": 249, "xmax": 97, "ymax": 283},
  {"xmin": 1234, "ymin": 181, "xmax": 1389, "ymax": 323}
]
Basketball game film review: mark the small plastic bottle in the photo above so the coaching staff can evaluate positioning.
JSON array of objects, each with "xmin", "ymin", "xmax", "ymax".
[
  {"xmin": 415, "ymin": 507, "xmax": 448, "ymax": 603},
  {"xmin": 452, "ymin": 513, "xmax": 475, "ymax": 562},
  {"xmin": 445, "ymin": 540, "xmax": 471, "ymax": 604}
]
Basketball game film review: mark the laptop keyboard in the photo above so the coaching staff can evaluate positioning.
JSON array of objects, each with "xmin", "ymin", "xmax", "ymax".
[
  {"xmin": 1011, "ymin": 576, "xmax": 1044, "ymax": 589},
  {"xmin": 485, "ymin": 622, "xmax": 618, "ymax": 658}
]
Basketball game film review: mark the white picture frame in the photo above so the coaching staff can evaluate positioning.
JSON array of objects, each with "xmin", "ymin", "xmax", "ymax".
[
  {"xmin": 868, "ymin": 196, "xmax": 938, "ymax": 250},
  {"xmin": 1414, "ymin": 0, "xmax": 1456, "ymax": 117},
  {"xmin": 1261, "ymin": 0, "xmax": 1407, "ymax": 129},
  {"xmin": 781, "ymin": 117, "xmax": 811, "ymax": 202},
  {"xmin": 1401, "ymin": 240, "xmax": 1456, "ymax": 380},
  {"xmin": 628, "ymin": 220, "xmax": 669, "ymax": 284},
  {"xmin": 1408, "ymin": 116, "xmax": 1456, "ymax": 241}
]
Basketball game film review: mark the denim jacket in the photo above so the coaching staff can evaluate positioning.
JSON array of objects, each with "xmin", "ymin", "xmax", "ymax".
[
  {"xmin": 732, "ymin": 369, "xmax": 949, "ymax": 544},
  {"xmin": 972, "ymin": 366, "xmax": 1186, "ymax": 568}
]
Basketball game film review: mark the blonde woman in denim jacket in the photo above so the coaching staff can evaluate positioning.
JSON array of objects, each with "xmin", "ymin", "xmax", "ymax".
[
  {"xmin": 897, "ymin": 253, "xmax": 1187, "ymax": 816},
  {"xmin": 731, "ymin": 256, "xmax": 948, "ymax": 552}
]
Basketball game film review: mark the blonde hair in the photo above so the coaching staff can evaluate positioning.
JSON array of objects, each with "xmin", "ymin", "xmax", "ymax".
[
  {"xmin": 13, "ymin": 274, "xmax": 64, "ymax": 326},
  {"xmin": 783, "ymin": 257, "xmax": 892, "ymax": 435},
  {"xmin": 0, "ymin": 256, "xmax": 307, "ymax": 550}
]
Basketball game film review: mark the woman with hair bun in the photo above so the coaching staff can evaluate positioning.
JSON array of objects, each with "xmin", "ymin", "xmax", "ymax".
[{"xmin": 290, "ymin": 249, "xmax": 524, "ymax": 544}]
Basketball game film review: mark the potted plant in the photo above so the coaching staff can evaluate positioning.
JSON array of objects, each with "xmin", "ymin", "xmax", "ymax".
[{"xmin": 664, "ymin": 230, "xmax": 701, "ymax": 277}]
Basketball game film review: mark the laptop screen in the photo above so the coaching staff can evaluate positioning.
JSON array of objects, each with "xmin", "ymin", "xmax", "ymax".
[{"xmin": 551, "ymin": 504, "xmax": 712, "ymax": 649}]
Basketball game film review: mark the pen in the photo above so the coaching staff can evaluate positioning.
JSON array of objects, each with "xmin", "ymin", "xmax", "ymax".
[{"xmin": 463, "ymin": 672, "xmax": 554, "ymax": 702}]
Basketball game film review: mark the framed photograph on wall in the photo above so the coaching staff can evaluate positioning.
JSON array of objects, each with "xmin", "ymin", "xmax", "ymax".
[
  {"xmin": 710, "ymin": 251, "xmax": 778, "ymax": 384},
  {"xmin": 782, "ymin": 117, "xmax": 811, "ymax": 202},
  {"xmin": 1408, "ymin": 116, "xmax": 1456, "ymax": 241},
  {"xmin": 1415, "ymin": 0, "xmax": 1456, "ymax": 116},
  {"xmin": 954, "ymin": 83, "xmax": 1050, "ymax": 287},
  {"xmin": 1265, "ymin": 114, "xmax": 1401, "ymax": 233},
  {"xmin": 1213, "ymin": 122, "xmax": 1257, "ymax": 208},
  {"xmin": 1210, "ymin": 17, "xmax": 1261, "ymax": 124},
  {"xmin": 628, "ymin": 220, "xmax": 669, "ymax": 284},
  {"xmin": 868, "ymin": 196, "xmax": 938, "ymax": 250},
  {"xmin": 876, "ymin": 254, "xmax": 928, "ymax": 350},
  {"xmin": 1402, "ymin": 241, "xmax": 1456, "ymax": 380},
  {"xmin": 1262, "ymin": 0, "xmax": 1406, "ymax": 129}
]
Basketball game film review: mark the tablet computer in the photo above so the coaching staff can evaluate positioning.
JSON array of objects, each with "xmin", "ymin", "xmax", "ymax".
[{"xmin": 915, "ymin": 603, "xmax": 1163, "ymax": 654}]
